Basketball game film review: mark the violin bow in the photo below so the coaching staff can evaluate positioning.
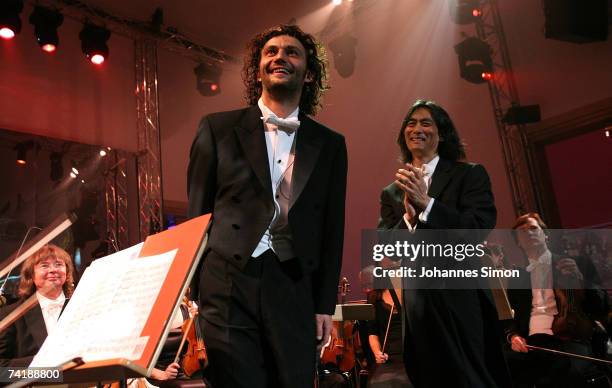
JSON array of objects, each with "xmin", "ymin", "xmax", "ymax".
[
  {"xmin": 526, "ymin": 345, "xmax": 612, "ymax": 366},
  {"xmin": 381, "ymin": 301, "xmax": 394, "ymax": 354}
]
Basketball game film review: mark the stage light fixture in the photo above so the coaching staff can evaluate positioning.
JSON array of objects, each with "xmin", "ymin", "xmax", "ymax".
[
  {"xmin": 29, "ymin": 6, "xmax": 63, "ymax": 53},
  {"xmin": 449, "ymin": 0, "xmax": 482, "ymax": 24},
  {"xmin": 454, "ymin": 37, "xmax": 493, "ymax": 84},
  {"xmin": 79, "ymin": 23, "xmax": 111, "ymax": 64},
  {"xmin": 16, "ymin": 148, "xmax": 26, "ymax": 165},
  {"xmin": 481, "ymin": 71, "xmax": 494, "ymax": 81},
  {"xmin": 503, "ymin": 105, "xmax": 541, "ymax": 125},
  {"xmin": 332, "ymin": 0, "xmax": 342, "ymax": 5},
  {"xmin": 99, "ymin": 149, "xmax": 107, "ymax": 156},
  {"xmin": 14, "ymin": 141, "xmax": 33, "ymax": 165},
  {"xmin": 195, "ymin": 63, "xmax": 222, "ymax": 96},
  {"xmin": 50, "ymin": 152, "xmax": 64, "ymax": 181},
  {"xmin": 329, "ymin": 33, "xmax": 357, "ymax": 78},
  {"xmin": 0, "ymin": 0, "xmax": 24, "ymax": 40}
]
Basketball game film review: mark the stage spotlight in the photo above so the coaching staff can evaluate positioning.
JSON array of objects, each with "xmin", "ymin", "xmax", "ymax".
[
  {"xmin": 195, "ymin": 62, "xmax": 222, "ymax": 96},
  {"xmin": 99, "ymin": 149, "xmax": 107, "ymax": 156},
  {"xmin": 0, "ymin": 0, "xmax": 24, "ymax": 40},
  {"xmin": 16, "ymin": 147, "xmax": 26, "ymax": 165},
  {"xmin": 449, "ymin": 0, "xmax": 482, "ymax": 25},
  {"xmin": 481, "ymin": 71, "xmax": 494, "ymax": 81},
  {"xmin": 604, "ymin": 127, "xmax": 611, "ymax": 141},
  {"xmin": 503, "ymin": 105, "xmax": 541, "ymax": 125},
  {"xmin": 329, "ymin": 33, "xmax": 357, "ymax": 78},
  {"xmin": 50, "ymin": 152, "xmax": 64, "ymax": 181},
  {"xmin": 79, "ymin": 23, "xmax": 111, "ymax": 65},
  {"xmin": 29, "ymin": 6, "xmax": 63, "ymax": 53},
  {"xmin": 14, "ymin": 141, "xmax": 32, "ymax": 165},
  {"xmin": 454, "ymin": 37, "xmax": 493, "ymax": 84},
  {"xmin": 332, "ymin": 0, "xmax": 342, "ymax": 5}
]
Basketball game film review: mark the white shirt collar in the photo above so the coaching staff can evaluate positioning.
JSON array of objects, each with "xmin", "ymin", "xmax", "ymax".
[
  {"xmin": 257, "ymin": 97, "xmax": 300, "ymax": 123},
  {"xmin": 36, "ymin": 290, "xmax": 66, "ymax": 309},
  {"xmin": 526, "ymin": 249, "xmax": 552, "ymax": 272},
  {"xmin": 422, "ymin": 155, "xmax": 440, "ymax": 176}
]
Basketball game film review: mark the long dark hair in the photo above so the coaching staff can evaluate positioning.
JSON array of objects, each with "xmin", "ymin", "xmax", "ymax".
[
  {"xmin": 242, "ymin": 24, "xmax": 329, "ymax": 116},
  {"xmin": 397, "ymin": 99, "xmax": 466, "ymax": 163}
]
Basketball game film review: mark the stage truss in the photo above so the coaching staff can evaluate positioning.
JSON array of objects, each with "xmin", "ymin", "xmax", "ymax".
[{"xmin": 474, "ymin": 0, "xmax": 539, "ymax": 215}]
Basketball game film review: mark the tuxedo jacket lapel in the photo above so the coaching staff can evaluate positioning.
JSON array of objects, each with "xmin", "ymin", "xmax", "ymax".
[
  {"xmin": 428, "ymin": 158, "xmax": 454, "ymax": 199},
  {"xmin": 290, "ymin": 115, "xmax": 323, "ymax": 209},
  {"xmin": 234, "ymin": 106, "xmax": 272, "ymax": 196},
  {"xmin": 24, "ymin": 304, "xmax": 48, "ymax": 349}
]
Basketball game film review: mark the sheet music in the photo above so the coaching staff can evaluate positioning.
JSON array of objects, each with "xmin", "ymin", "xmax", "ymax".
[{"xmin": 30, "ymin": 245, "xmax": 176, "ymax": 367}]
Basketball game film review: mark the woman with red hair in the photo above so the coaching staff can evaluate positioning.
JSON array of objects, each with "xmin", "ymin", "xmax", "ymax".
[{"xmin": 0, "ymin": 244, "xmax": 74, "ymax": 367}]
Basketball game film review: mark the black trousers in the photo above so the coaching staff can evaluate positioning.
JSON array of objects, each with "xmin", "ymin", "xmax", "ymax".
[{"xmin": 199, "ymin": 249, "xmax": 316, "ymax": 388}]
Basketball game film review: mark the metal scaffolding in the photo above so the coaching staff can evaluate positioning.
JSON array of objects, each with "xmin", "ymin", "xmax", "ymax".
[
  {"xmin": 135, "ymin": 39, "xmax": 163, "ymax": 241},
  {"xmin": 472, "ymin": 0, "xmax": 539, "ymax": 216},
  {"xmin": 26, "ymin": 0, "xmax": 235, "ymax": 242},
  {"xmin": 104, "ymin": 149, "xmax": 129, "ymax": 252}
]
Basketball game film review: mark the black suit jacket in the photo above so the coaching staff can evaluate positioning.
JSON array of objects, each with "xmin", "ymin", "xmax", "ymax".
[
  {"xmin": 187, "ymin": 105, "xmax": 347, "ymax": 314},
  {"xmin": 0, "ymin": 302, "xmax": 47, "ymax": 367},
  {"xmin": 379, "ymin": 158, "xmax": 496, "ymax": 231},
  {"xmin": 378, "ymin": 158, "xmax": 510, "ymax": 388},
  {"xmin": 504, "ymin": 253, "xmax": 609, "ymax": 340}
]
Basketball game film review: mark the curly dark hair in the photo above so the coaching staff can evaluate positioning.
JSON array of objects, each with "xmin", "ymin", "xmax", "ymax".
[
  {"xmin": 242, "ymin": 24, "xmax": 329, "ymax": 116},
  {"xmin": 397, "ymin": 99, "xmax": 466, "ymax": 163}
]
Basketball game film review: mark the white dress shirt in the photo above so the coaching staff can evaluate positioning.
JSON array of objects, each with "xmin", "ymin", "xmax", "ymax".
[
  {"xmin": 252, "ymin": 98, "xmax": 299, "ymax": 258},
  {"xmin": 403, "ymin": 155, "xmax": 439, "ymax": 231},
  {"xmin": 526, "ymin": 250, "xmax": 558, "ymax": 336},
  {"xmin": 36, "ymin": 291, "xmax": 66, "ymax": 335}
]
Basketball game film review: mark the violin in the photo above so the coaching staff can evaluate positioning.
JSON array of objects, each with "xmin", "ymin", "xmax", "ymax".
[
  {"xmin": 176, "ymin": 300, "xmax": 208, "ymax": 377},
  {"xmin": 320, "ymin": 278, "xmax": 361, "ymax": 373},
  {"xmin": 550, "ymin": 260, "xmax": 593, "ymax": 341},
  {"xmin": 552, "ymin": 288, "xmax": 592, "ymax": 341}
]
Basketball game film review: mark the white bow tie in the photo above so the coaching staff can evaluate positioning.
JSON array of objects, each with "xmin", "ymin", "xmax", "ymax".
[
  {"xmin": 262, "ymin": 114, "xmax": 300, "ymax": 132},
  {"xmin": 421, "ymin": 165, "xmax": 431, "ymax": 177},
  {"xmin": 526, "ymin": 255, "xmax": 551, "ymax": 272},
  {"xmin": 45, "ymin": 301, "xmax": 63, "ymax": 313}
]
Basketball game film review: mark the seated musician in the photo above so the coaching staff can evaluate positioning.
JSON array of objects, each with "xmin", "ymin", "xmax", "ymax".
[
  {"xmin": 504, "ymin": 213, "xmax": 609, "ymax": 387},
  {"xmin": 358, "ymin": 265, "xmax": 411, "ymax": 388},
  {"xmin": 366, "ymin": 288, "xmax": 411, "ymax": 388},
  {"xmin": 0, "ymin": 244, "xmax": 75, "ymax": 367},
  {"xmin": 146, "ymin": 299, "xmax": 209, "ymax": 388}
]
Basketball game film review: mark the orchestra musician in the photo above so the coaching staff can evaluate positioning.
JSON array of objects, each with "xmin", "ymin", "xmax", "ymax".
[
  {"xmin": 378, "ymin": 99, "xmax": 510, "ymax": 387},
  {"xmin": 0, "ymin": 244, "xmax": 74, "ymax": 367},
  {"xmin": 504, "ymin": 212, "xmax": 610, "ymax": 388},
  {"xmin": 366, "ymin": 288, "xmax": 411, "ymax": 388}
]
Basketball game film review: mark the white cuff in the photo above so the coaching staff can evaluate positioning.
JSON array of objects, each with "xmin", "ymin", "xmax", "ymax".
[
  {"xmin": 418, "ymin": 198, "xmax": 435, "ymax": 224},
  {"xmin": 403, "ymin": 214, "xmax": 417, "ymax": 233}
]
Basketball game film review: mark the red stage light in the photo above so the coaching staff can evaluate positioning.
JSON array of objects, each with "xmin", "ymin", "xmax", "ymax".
[
  {"xmin": 91, "ymin": 54, "xmax": 105, "ymax": 65},
  {"xmin": 0, "ymin": 27, "xmax": 16, "ymax": 40},
  {"xmin": 17, "ymin": 159, "xmax": 26, "ymax": 165},
  {"xmin": 472, "ymin": 9, "xmax": 482, "ymax": 17},
  {"xmin": 481, "ymin": 71, "xmax": 494, "ymax": 81},
  {"xmin": 42, "ymin": 43, "xmax": 56, "ymax": 52},
  {"xmin": 210, "ymin": 84, "xmax": 219, "ymax": 92}
]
